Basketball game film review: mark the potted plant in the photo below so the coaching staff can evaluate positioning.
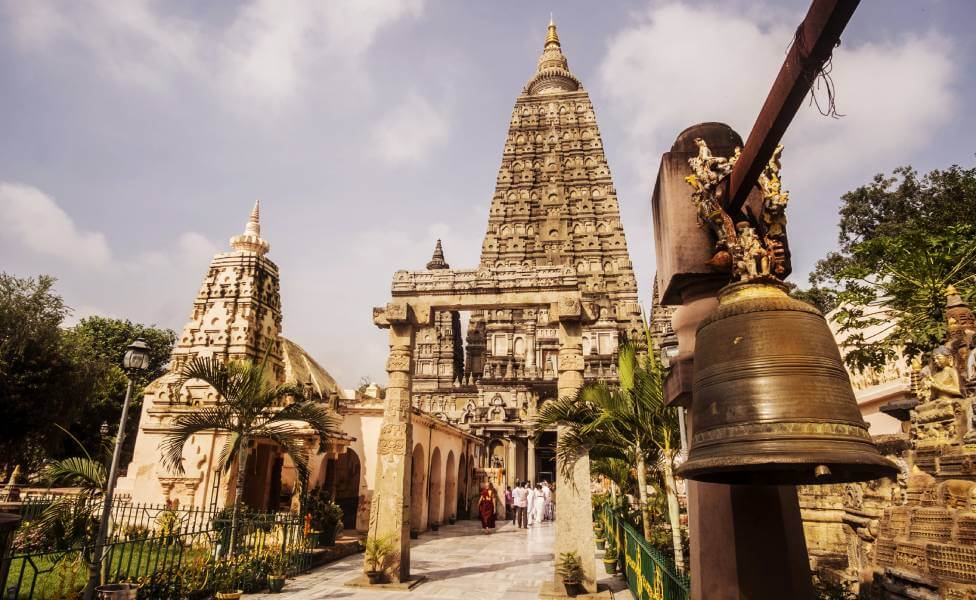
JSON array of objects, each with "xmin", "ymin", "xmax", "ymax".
[
  {"xmin": 595, "ymin": 535, "xmax": 606, "ymax": 550},
  {"xmin": 267, "ymin": 554, "xmax": 287, "ymax": 593},
  {"xmin": 215, "ymin": 591, "xmax": 243, "ymax": 600},
  {"xmin": 602, "ymin": 542, "xmax": 618, "ymax": 575},
  {"xmin": 448, "ymin": 514, "xmax": 456, "ymax": 525},
  {"xmin": 409, "ymin": 528, "xmax": 419, "ymax": 540},
  {"xmin": 556, "ymin": 552, "xmax": 586, "ymax": 597},
  {"xmin": 306, "ymin": 489, "xmax": 344, "ymax": 547},
  {"xmin": 430, "ymin": 521, "xmax": 439, "ymax": 532},
  {"xmin": 364, "ymin": 535, "xmax": 393, "ymax": 585}
]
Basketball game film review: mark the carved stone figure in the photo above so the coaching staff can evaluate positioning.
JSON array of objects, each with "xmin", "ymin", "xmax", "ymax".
[
  {"xmin": 732, "ymin": 223, "xmax": 771, "ymax": 282},
  {"xmin": 920, "ymin": 345, "xmax": 962, "ymax": 402}
]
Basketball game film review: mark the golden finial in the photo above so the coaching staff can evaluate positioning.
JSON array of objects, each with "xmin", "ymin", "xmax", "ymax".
[{"xmin": 546, "ymin": 15, "xmax": 560, "ymax": 48}]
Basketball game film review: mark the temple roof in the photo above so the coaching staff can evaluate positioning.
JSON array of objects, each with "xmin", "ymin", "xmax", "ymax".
[{"xmin": 524, "ymin": 18, "xmax": 581, "ymax": 96}]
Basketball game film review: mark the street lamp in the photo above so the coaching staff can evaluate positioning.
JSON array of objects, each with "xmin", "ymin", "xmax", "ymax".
[{"xmin": 86, "ymin": 338, "xmax": 149, "ymax": 599}]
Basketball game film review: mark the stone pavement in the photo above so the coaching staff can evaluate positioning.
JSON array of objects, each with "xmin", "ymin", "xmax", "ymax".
[{"xmin": 247, "ymin": 520, "xmax": 631, "ymax": 599}]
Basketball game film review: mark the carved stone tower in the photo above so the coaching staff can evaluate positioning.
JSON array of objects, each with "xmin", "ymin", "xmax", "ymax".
[
  {"xmin": 168, "ymin": 200, "xmax": 284, "ymax": 381},
  {"xmin": 118, "ymin": 202, "xmax": 286, "ymax": 508},
  {"xmin": 410, "ymin": 21, "xmax": 642, "ymax": 486}
]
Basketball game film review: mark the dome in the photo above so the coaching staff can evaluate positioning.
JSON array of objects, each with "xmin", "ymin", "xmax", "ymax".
[{"xmin": 280, "ymin": 337, "xmax": 340, "ymax": 400}]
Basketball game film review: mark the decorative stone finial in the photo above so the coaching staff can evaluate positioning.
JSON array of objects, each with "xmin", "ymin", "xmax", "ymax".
[
  {"xmin": 524, "ymin": 18, "xmax": 580, "ymax": 95},
  {"xmin": 230, "ymin": 200, "xmax": 270, "ymax": 255},
  {"xmin": 426, "ymin": 239, "xmax": 450, "ymax": 270},
  {"xmin": 546, "ymin": 15, "xmax": 559, "ymax": 48}
]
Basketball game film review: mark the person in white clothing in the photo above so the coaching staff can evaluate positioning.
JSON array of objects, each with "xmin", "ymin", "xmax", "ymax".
[
  {"xmin": 529, "ymin": 483, "xmax": 546, "ymax": 526},
  {"xmin": 512, "ymin": 481, "xmax": 529, "ymax": 529},
  {"xmin": 541, "ymin": 481, "xmax": 553, "ymax": 521}
]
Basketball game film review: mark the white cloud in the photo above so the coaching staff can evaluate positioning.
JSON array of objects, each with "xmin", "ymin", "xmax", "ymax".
[
  {"xmin": 1, "ymin": 0, "xmax": 201, "ymax": 90},
  {"xmin": 0, "ymin": 182, "xmax": 111, "ymax": 268},
  {"xmin": 0, "ymin": 181, "xmax": 220, "ymax": 328},
  {"xmin": 2, "ymin": 0, "xmax": 425, "ymax": 106},
  {"xmin": 597, "ymin": 2, "xmax": 956, "ymax": 185},
  {"xmin": 368, "ymin": 92, "xmax": 450, "ymax": 165}
]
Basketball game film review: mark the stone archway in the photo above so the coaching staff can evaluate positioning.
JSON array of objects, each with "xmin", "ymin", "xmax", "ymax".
[
  {"xmin": 428, "ymin": 448, "xmax": 443, "ymax": 526},
  {"xmin": 368, "ymin": 271, "xmax": 597, "ymax": 586},
  {"xmin": 333, "ymin": 449, "xmax": 361, "ymax": 530},
  {"xmin": 410, "ymin": 444, "xmax": 426, "ymax": 531},
  {"xmin": 443, "ymin": 451, "xmax": 457, "ymax": 523},
  {"xmin": 457, "ymin": 453, "xmax": 467, "ymax": 517}
]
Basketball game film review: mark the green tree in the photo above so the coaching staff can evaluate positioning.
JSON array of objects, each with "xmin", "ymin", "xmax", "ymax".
[
  {"xmin": 65, "ymin": 317, "xmax": 175, "ymax": 465},
  {"xmin": 808, "ymin": 164, "xmax": 976, "ymax": 371},
  {"xmin": 535, "ymin": 340, "xmax": 685, "ymax": 572},
  {"xmin": 0, "ymin": 274, "xmax": 100, "ymax": 473},
  {"xmin": 161, "ymin": 354, "xmax": 342, "ymax": 555}
]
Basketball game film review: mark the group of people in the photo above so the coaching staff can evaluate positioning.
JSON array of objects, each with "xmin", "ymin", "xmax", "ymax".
[
  {"xmin": 507, "ymin": 480, "xmax": 554, "ymax": 529},
  {"xmin": 476, "ymin": 480, "xmax": 555, "ymax": 533}
]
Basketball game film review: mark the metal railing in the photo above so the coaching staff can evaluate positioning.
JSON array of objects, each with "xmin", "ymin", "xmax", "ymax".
[
  {"xmin": 602, "ymin": 503, "xmax": 690, "ymax": 600},
  {"xmin": 2, "ymin": 499, "xmax": 312, "ymax": 599}
]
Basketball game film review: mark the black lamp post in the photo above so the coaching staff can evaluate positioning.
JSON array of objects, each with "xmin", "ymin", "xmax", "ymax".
[{"xmin": 85, "ymin": 339, "xmax": 149, "ymax": 599}]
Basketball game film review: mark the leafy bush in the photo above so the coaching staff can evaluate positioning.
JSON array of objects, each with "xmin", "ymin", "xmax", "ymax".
[
  {"xmin": 129, "ymin": 551, "xmax": 283, "ymax": 599},
  {"xmin": 306, "ymin": 489, "xmax": 343, "ymax": 546}
]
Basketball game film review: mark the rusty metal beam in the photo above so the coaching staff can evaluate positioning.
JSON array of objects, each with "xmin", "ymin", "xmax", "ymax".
[{"xmin": 726, "ymin": 0, "xmax": 860, "ymax": 216}]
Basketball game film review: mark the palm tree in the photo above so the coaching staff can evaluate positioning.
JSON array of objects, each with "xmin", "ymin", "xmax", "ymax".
[
  {"xmin": 590, "ymin": 455, "xmax": 635, "ymax": 505},
  {"xmin": 161, "ymin": 354, "xmax": 341, "ymax": 556},
  {"xmin": 37, "ymin": 456, "xmax": 106, "ymax": 553},
  {"xmin": 535, "ymin": 338, "xmax": 686, "ymax": 573}
]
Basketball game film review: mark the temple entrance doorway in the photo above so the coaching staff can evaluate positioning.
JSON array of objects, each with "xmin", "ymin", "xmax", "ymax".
[
  {"xmin": 241, "ymin": 441, "xmax": 283, "ymax": 511},
  {"xmin": 535, "ymin": 430, "xmax": 557, "ymax": 485}
]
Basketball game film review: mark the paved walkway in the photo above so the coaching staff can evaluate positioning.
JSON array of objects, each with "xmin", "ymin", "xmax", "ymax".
[{"xmin": 248, "ymin": 520, "xmax": 630, "ymax": 599}]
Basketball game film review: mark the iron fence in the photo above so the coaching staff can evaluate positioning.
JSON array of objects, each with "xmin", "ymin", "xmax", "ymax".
[
  {"xmin": 602, "ymin": 503, "xmax": 690, "ymax": 600},
  {"xmin": 2, "ymin": 499, "xmax": 312, "ymax": 599}
]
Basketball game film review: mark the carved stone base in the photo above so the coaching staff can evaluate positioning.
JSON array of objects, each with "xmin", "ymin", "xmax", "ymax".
[
  {"xmin": 343, "ymin": 574, "xmax": 426, "ymax": 591},
  {"xmin": 537, "ymin": 580, "xmax": 612, "ymax": 599}
]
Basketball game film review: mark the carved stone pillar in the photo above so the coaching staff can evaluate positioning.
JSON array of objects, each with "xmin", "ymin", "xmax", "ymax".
[
  {"xmin": 525, "ymin": 319, "xmax": 537, "ymax": 375},
  {"xmin": 546, "ymin": 302, "xmax": 598, "ymax": 594},
  {"xmin": 506, "ymin": 436, "xmax": 517, "ymax": 489},
  {"xmin": 527, "ymin": 437, "xmax": 536, "ymax": 483},
  {"xmin": 365, "ymin": 303, "xmax": 416, "ymax": 583}
]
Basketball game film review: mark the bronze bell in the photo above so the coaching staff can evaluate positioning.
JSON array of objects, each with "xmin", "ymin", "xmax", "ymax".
[{"xmin": 675, "ymin": 280, "xmax": 898, "ymax": 485}]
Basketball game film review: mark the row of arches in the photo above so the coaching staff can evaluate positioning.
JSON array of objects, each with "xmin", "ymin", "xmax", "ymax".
[{"xmin": 409, "ymin": 445, "xmax": 472, "ymax": 529}]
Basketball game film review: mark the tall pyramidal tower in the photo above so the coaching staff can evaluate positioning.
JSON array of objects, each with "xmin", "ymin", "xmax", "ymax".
[{"xmin": 410, "ymin": 21, "xmax": 642, "ymax": 485}]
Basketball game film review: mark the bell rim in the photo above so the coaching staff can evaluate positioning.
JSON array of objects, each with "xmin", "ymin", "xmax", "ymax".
[{"xmin": 675, "ymin": 451, "xmax": 899, "ymax": 486}]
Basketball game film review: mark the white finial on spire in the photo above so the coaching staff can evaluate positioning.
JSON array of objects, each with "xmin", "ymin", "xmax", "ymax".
[
  {"xmin": 550, "ymin": 12, "xmax": 554, "ymax": 26},
  {"xmin": 231, "ymin": 200, "xmax": 270, "ymax": 255},
  {"xmin": 245, "ymin": 200, "xmax": 261, "ymax": 237}
]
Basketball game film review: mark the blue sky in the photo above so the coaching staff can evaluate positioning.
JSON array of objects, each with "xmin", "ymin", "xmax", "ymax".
[{"xmin": 1, "ymin": 0, "xmax": 973, "ymax": 386}]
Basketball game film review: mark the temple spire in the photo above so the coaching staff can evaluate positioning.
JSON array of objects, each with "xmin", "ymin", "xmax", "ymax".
[
  {"xmin": 426, "ymin": 239, "xmax": 450, "ymax": 270},
  {"xmin": 230, "ymin": 200, "xmax": 270, "ymax": 255},
  {"xmin": 524, "ymin": 17, "xmax": 579, "ymax": 95}
]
